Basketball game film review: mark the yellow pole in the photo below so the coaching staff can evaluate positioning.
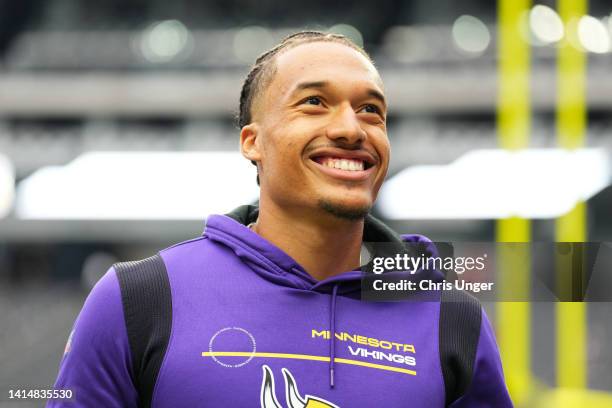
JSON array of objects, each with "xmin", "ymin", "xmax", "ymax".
[
  {"xmin": 498, "ymin": 0, "xmax": 531, "ymax": 150},
  {"xmin": 496, "ymin": 220, "xmax": 531, "ymax": 405},
  {"xmin": 496, "ymin": 0, "xmax": 532, "ymax": 404},
  {"xmin": 556, "ymin": 0, "xmax": 588, "ymax": 390}
]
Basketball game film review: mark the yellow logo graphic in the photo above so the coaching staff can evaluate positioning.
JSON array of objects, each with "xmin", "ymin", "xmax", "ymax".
[{"xmin": 260, "ymin": 365, "xmax": 339, "ymax": 408}]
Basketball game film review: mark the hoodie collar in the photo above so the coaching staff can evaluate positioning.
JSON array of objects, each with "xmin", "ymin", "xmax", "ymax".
[
  {"xmin": 204, "ymin": 204, "xmax": 434, "ymax": 290},
  {"xmin": 224, "ymin": 204, "xmax": 406, "ymax": 248}
]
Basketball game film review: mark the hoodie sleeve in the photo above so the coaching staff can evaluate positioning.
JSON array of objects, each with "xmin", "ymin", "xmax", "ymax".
[
  {"xmin": 46, "ymin": 267, "xmax": 139, "ymax": 407},
  {"xmin": 448, "ymin": 308, "xmax": 513, "ymax": 408}
]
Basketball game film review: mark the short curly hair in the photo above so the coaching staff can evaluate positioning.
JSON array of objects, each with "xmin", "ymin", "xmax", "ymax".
[{"xmin": 237, "ymin": 30, "xmax": 373, "ymax": 185}]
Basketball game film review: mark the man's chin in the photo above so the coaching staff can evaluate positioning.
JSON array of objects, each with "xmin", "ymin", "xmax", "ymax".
[{"xmin": 317, "ymin": 199, "xmax": 371, "ymax": 221}]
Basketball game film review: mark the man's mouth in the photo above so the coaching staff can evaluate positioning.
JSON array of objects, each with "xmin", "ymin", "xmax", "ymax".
[
  {"xmin": 314, "ymin": 157, "xmax": 368, "ymax": 172},
  {"xmin": 308, "ymin": 151, "xmax": 377, "ymax": 181}
]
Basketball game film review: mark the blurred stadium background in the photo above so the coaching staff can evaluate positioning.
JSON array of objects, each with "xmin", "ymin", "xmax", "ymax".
[{"xmin": 0, "ymin": 0, "xmax": 611, "ymax": 406}]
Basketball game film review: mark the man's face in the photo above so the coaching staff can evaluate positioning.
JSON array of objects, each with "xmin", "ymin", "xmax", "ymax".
[{"xmin": 242, "ymin": 41, "xmax": 390, "ymax": 220}]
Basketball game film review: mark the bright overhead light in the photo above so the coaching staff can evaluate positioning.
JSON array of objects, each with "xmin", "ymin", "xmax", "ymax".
[
  {"xmin": 452, "ymin": 15, "xmax": 491, "ymax": 55},
  {"xmin": 16, "ymin": 152, "xmax": 259, "ymax": 220},
  {"xmin": 378, "ymin": 149, "xmax": 610, "ymax": 220},
  {"xmin": 577, "ymin": 15, "xmax": 611, "ymax": 53},
  {"xmin": 140, "ymin": 20, "xmax": 193, "ymax": 63},
  {"xmin": 0, "ymin": 153, "xmax": 15, "ymax": 219},
  {"xmin": 529, "ymin": 5, "xmax": 564, "ymax": 44}
]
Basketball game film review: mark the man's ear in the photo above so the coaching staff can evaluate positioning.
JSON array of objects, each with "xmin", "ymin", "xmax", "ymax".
[{"xmin": 240, "ymin": 123, "xmax": 262, "ymax": 163}]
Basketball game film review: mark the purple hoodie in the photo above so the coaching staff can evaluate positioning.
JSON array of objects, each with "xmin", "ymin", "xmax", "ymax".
[{"xmin": 48, "ymin": 205, "xmax": 512, "ymax": 407}]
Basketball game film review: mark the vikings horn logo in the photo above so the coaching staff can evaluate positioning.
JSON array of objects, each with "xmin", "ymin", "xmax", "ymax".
[{"xmin": 260, "ymin": 365, "xmax": 339, "ymax": 408}]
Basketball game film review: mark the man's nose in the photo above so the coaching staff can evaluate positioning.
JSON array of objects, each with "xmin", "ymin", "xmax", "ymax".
[{"xmin": 325, "ymin": 103, "xmax": 367, "ymax": 145}]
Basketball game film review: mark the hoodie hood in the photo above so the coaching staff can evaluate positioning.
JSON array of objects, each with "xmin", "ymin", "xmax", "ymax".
[{"xmin": 204, "ymin": 204, "xmax": 444, "ymax": 293}]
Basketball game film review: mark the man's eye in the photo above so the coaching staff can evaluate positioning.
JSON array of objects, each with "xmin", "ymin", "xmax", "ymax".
[
  {"xmin": 303, "ymin": 96, "xmax": 322, "ymax": 105},
  {"xmin": 361, "ymin": 104, "xmax": 381, "ymax": 114}
]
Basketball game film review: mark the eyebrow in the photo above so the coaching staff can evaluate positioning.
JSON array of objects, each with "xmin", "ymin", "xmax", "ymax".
[{"xmin": 291, "ymin": 80, "xmax": 387, "ymax": 110}]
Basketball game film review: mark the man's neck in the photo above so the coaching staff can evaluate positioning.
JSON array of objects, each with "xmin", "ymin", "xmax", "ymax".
[{"xmin": 252, "ymin": 199, "xmax": 364, "ymax": 281}]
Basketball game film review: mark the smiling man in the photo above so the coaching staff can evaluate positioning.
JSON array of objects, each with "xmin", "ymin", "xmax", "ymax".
[
  {"xmin": 239, "ymin": 33, "xmax": 389, "ymax": 281},
  {"xmin": 48, "ymin": 31, "xmax": 513, "ymax": 408}
]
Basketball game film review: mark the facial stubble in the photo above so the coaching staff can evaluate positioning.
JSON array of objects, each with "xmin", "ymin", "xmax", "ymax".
[{"xmin": 318, "ymin": 198, "xmax": 371, "ymax": 221}]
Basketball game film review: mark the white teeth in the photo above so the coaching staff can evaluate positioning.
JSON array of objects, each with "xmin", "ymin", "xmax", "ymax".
[{"xmin": 319, "ymin": 157, "xmax": 365, "ymax": 171}]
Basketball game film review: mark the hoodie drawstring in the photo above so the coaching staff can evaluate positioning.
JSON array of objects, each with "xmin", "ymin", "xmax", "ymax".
[{"xmin": 329, "ymin": 284, "xmax": 339, "ymax": 388}]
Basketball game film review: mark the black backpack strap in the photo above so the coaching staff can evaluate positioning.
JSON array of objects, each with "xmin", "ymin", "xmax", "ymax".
[
  {"xmin": 439, "ymin": 289, "xmax": 482, "ymax": 406},
  {"xmin": 114, "ymin": 254, "xmax": 172, "ymax": 408}
]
